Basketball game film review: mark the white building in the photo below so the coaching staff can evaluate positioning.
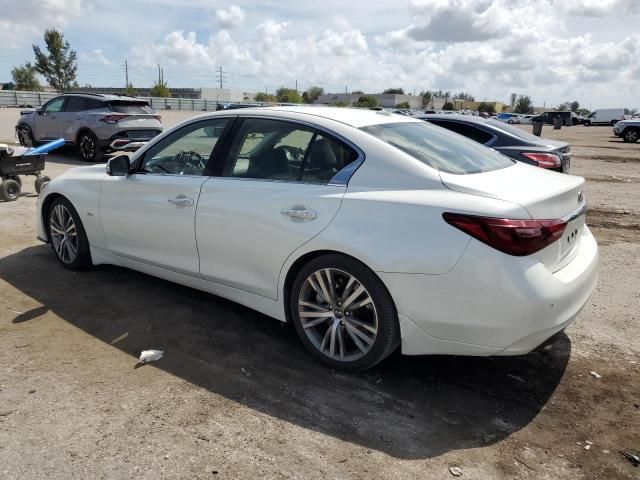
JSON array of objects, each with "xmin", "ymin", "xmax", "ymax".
[{"xmin": 200, "ymin": 88, "xmax": 255, "ymax": 103}]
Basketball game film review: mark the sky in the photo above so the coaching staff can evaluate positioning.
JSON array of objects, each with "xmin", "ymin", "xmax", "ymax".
[{"xmin": 1, "ymin": 0, "xmax": 639, "ymax": 109}]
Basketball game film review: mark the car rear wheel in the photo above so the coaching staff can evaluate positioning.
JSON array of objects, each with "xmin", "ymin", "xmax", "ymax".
[
  {"xmin": 47, "ymin": 197, "xmax": 92, "ymax": 269},
  {"xmin": 0, "ymin": 179, "xmax": 21, "ymax": 202},
  {"xmin": 16, "ymin": 126, "xmax": 34, "ymax": 147},
  {"xmin": 623, "ymin": 128, "xmax": 639, "ymax": 143},
  {"xmin": 290, "ymin": 254, "xmax": 400, "ymax": 371},
  {"xmin": 77, "ymin": 131, "xmax": 103, "ymax": 162}
]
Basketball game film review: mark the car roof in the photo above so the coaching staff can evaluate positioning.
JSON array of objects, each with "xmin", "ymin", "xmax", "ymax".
[
  {"xmin": 61, "ymin": 93, "xmax": 144, "ymax": 102},
  {"xmin": 212, "ymin": 106, "xmax": 419, "ymax": 128},
  {"xmin": 416, "ymin": 113, "xmax": 488, "ymax": 125}
]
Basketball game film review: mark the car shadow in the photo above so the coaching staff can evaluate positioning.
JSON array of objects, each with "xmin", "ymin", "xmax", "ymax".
[{"xmin": 0, "ymin": 245, "xmax": 570, "ymax": 460}]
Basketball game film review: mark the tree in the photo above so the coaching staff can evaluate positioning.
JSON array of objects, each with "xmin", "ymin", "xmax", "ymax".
[
  {"xmin": 124, "ymin": 84, "xmax": 137, "ymax": 97},
  {"xmin": 442, "ymin": 101, "xmax": 454, "ymax": 110},
  {"xmin": 11, "ymin": 64, "xmax": 42, "ymax": 91},
  {"xmin": 32, "ymin": 29, "xmax": 77, "ymax": 92},
  {"xmin": 254, "ymin": 92, "xmax": 276, "ymax": 102},
  {"xmin": 2, "ymin": 82, "xmax": 16, "ymax": 90},
  {"xmin": 556, "ymin": 102, "xmax": 570, "ymax": 111},
  {"xmin": 455, "ymin": 92, "xmax": 475, "ymax": 101},
  {"xmin": 275, "ymin": 87, "xmax": 302, "ymax": 103},
  {"xmin": 576, "ymin": 108, "xmax": 590, "ymax": 116},
  {"xmin": 569, "ymin": 100, "xmax": 580, "ymax": 112},
  {"xmin": 420, "ymin": 90, "xmax": 433, "ymax": 107},
  {"xmin": 383, "ymin": 88, "xmax": 404, "ymax": 94},
  {"xmin": 395, "ymin": 101, "xmax": 411, "ymax": 109},
  {"xmin": 514, "ymin": 95, "xmax": 534, "ymax": 114},
  {"xmin": 478, "ymin": 102, "xmax": 496, "ymax": 114},
  {"xmin": 354, "ymin": 95, "xmax": 378, "ymax": 108},
  {"xmin": 351, "ymin": 90, "xmax": 364, "ymax": 95},
  {"xmin": 333, "ymin": 100, "xmax": 349, "ymax": 107},
  {"xmin": 150, "ymin": 80, "xmax": 171, "ymax": 97},
  {"xmin": 302, "ymin": 86, "xmax": 324, "ymax": 104}
]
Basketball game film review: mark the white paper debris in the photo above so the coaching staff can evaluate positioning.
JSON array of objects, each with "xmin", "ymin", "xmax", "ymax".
[
  {"xmin": 449, "ymin": 466, "xmax": 463, "ymax": 477},
  {"xmin": 139, "ymin": 350, "xmax": 164, "ymax": 363},
  {"xmin": 590, "ymin": 371, "xmax": 602, "ymax": 379}
]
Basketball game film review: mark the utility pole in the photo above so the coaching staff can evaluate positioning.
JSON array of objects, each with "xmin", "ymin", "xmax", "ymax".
[
  {"xmin": 295, "ymin": 79, "xmax": 298, "ymax": 92},
  {"xmin": 216, "ymin": 66, "xmax": 227, "ymax": 89},
  {"xmin": 345, "ymin": 84, "xmax": 348, "ymax": 94},
  {"xmin": 124, "ymin": 60, "xmax": 129, "ymax": 87}
]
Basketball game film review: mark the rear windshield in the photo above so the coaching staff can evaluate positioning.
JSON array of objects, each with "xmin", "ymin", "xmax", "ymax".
[
  {"xmin": 485, "ymin": 119, "xmax": 542, "ymax": 142},
  {"xmin": 108, "ymin": 101, "xmax": 154, "ymax": 114},
  {"xmin": 361, "ymin": 121, "xmax": 514, "ymax": 174}
]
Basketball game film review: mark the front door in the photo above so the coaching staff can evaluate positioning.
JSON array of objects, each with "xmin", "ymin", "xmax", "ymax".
[
  {"xmin": 34, "ymin": 97, "xmax": 65, "ymax": 141},
  {"xmin": 99, "ymin": 117, "xmax": 232, "ymax": 274},
  {"xmin": 196, "ymin": 117, "xmax": 360, "ymax": 299}
]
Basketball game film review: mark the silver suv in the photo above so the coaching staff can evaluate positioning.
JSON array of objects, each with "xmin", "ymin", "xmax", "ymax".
[
  {"xmin": 613, "ymin": 118, "xmax": 640, "ymax": 143},
  {"xmin": 15, "ymin": 94, "xmax": 163, "ymax": 161}
]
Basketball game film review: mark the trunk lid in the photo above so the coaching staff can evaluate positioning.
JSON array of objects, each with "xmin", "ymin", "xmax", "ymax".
[{"xmin": 440, "ymin": 162, "xmax": 587, "ymax": 271}]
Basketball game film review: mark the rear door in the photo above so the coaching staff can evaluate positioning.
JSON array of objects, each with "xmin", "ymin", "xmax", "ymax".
[
  {"xmin": 99, "ymin": 117, "xmax": 233, "ymax": 274},
  {"xmin": 57, "ymin": 96, "xmax": 88, "ymax": 141},
  {"xmin": 34, "ymin": 97, "xmax": 66, "ymax": 141},
  {"xmin": 196, "ymin": 117, "xmax": 360, "ymax": 299}
]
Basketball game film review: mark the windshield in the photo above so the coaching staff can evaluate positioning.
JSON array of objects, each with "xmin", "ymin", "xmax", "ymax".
[
  {"xmin": 109, "ymin": 101, "xmax": 154, "ymax": 114},
  {"xmin": 361, "ymin": 121, "xmax": 514, "ymax": 174},
  {"xmin": 485, "ymin": 119, "xmax": 542, "ymax": 142}
]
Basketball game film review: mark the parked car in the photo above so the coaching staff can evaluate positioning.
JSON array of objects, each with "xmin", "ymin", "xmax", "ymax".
[
  {"xmin": 613, "ymin": 118, "xmax": 640, "ymax": 143},
  {"xmin": 517, "ymin": 114, "xmax": 536, "ymax": 125},
  {"xmin": 417, "ymin": 113, "xmax": 572, "ymax": 172},
  {"xmin": 36, "ymin": 107, "xmax": 598, "ymax": 371},
  {"xmin": 531, "ymin": 111, "xmax": 573, "ymax": 126},
  {"xmin": 15, "ymin": 94, "xmax": 163, "ymax": 162},
  {"xmin": 584, "ymin": 108, "xmax": 625, "ymax": 126},
  {"xmin": 495, "ymin": 113, "xmax": 519, "ymax": 124}
]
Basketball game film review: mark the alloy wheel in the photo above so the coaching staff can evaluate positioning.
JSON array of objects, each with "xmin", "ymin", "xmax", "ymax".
[
  {"xmin": 625, "ymin": 130, "xmax": 638, "ymax": 143},
  {"xmin": 49, "ymin": 204, "xmax": 79, "ymax": 264},
  {"xmin": 297, "ymin": 268, "xmax": 378, "ymax": 362},
  {"xmin": 80, "ymin": 134, "xmax": 96, "ymax": 160}
]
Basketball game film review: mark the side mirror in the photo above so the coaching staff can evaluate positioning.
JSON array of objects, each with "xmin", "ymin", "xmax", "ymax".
[
  {"xmin": 36, "ymin": 107, "xmax": 42, "ymax": 115},
  {"xmin": 106, "ymin": 155, "xmax": 130, "ymax": 176}
]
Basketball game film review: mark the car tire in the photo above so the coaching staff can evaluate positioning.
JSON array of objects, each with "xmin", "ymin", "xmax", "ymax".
[
  {"xmin": 47, "ymin": 197, "xmax": 92, "ymax": 270},
  {"xmin": 289, "ymin": 253, "xmax": 400, "ymax": 371},
  {"xmin": 35, "ymin": 175, "xmax": 51, "ymax": 194},
  {"xmin": 584, "ymin": 120, "xmax": 591, "ymax": 127},
  {"xmin": 16, "ymin": 126, "xmax": 34, "ymax": 147},
  {"xmin": 77, "ymin": 131, "xmax": 103, "ymax": 162},
  {"xmin": 623, "ymin": 128, "xmax": 639, "ymax": 143},
  {"xmin": 0, "ymin": 179, "xmax": 21, "ymax": 202}
]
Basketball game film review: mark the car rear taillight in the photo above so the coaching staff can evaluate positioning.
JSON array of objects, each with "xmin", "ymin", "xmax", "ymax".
[
  {"xmin": 100, "ymin": 114, "xmax": 129, "ymax": 124},
  {"xmin": 521, "ymin": 152, "xmax": 561, "ymax": 169},
  {"xmin": 443, "ymin": 212, "xmax": 567, "ymax": 256}
]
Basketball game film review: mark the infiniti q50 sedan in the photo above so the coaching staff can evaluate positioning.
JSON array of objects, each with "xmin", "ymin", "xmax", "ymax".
[{"xmin": 36, "ymin": 107, "xmax": 599, "ymax": 371}]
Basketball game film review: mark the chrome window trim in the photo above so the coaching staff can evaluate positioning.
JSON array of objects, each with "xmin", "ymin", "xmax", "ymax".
[{"xmin": 562, "ymin": 201, "xmax": 587, "ymax": 223}]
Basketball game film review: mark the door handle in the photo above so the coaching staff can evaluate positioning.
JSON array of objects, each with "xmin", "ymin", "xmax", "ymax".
[
  {"xmin": 168, "ymin": 196, "xmax": 194, "ymax": 207},
  {"xmin": 281, "ymin": 208, "xmax": 317, "ymax": 220}
]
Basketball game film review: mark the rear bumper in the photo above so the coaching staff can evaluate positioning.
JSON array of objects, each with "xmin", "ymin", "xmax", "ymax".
[
  {"xmin": 380, "ymin": 226, "xmax": 599, "ymax": 356},
  {"xmin": 101, "ymin": 129, "xmax": 162, "ymax": 152}
]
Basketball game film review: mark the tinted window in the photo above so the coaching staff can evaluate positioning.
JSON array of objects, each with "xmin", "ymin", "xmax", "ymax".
[
  {"xmin": 429, "ymin": 120, "xmax": 476, "ymax": 140},
  {"xmin": 85, "ymin": 98, "xmax": 105, "ymax": 110},
  {"xmin": 64, "ymin": 97, "xmax": 86, "ymax": 112},
  {"xmin": 226, "ymin": 119, "xmax": 314, "ymax": 181},
  {"xmin": 485, "ymin": 119, "xmax": 541, "ymax": 142},
  {"xmin": 474, "ymin": 128, "xmax": 494, "ymax": 144},
  {"xmin": 109, "ymin": 101, "xmax": 153, "ymax": 114},
  {"xmin": 140, "ymin": 118, "xmax": 229, "ymax": 176},
  {"xmin": 301, "ymin": 133, "xmax": 358, "ymax": 183},
  {"xmin": 361, "ymin": 121, "xmax": 514, "ymax": 175},
  {"xmin": 44, "ymin": 98, "xmax": 65, "ymax": 113}
]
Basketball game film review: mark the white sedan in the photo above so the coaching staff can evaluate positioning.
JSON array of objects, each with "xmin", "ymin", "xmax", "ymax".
[{"xmin": 36, "ymin": 107, "xmax": 599, "ymax": 371}]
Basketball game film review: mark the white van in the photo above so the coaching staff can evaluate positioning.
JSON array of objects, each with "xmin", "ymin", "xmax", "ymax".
[{"xmin": 585, "ymin": 109, "xmax": 625, "ymax": 126}]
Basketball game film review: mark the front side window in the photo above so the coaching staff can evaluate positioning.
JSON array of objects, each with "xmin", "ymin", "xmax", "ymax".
[
  {"xmin": 225, "ymin": 118, "xmax": 314, "ymax": 181},
  {"xmin": 139, "ymin": 118, "xmax": 230, "ymax": 176},
  {"xmin": 44, "ymin": 98, "xmax": 65, "ymax": 113},
  {"xmin": 361, "ymin": 121, "xmax": 514, "ymax": 175}
]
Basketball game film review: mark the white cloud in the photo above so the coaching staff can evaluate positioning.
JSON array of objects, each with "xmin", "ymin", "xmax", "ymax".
[
  {"xmin": 79, "ymin": 49, "xmax": 114, "ymax": 66},
  {"xmin": 215, "ymin": 5, "xmax": 246, "ymax": 28}
]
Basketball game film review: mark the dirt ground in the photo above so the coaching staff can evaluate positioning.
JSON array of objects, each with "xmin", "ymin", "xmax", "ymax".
[{"xmin": 0, "ymin": 113, "xmax": 639, "ymax": 479}]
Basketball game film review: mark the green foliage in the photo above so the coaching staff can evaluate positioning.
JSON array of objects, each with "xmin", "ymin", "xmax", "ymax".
[
  {"xmin": 454, "ymin": 92, "xmax": 475, "ymax": 101},
  {"xmin": 569, "ymin": 100, "xmax": 580, "ymax": 112},
  {"xmin": 254, "ymin": 92, "xmax": 276, "ymax": 102},
  {"xmin": 556, "ymin": 102, "xmax": 570, "ymax": 111},
  {"xmin": 2, "ymin": 82, "xmax": 16, "ymax": 90},
  {"xmin": 275, "ymin": 87, "xmax": 302, "ymax": 103},
  {"xmin": 302, "ymin": 86, "xmax": 324, "ymax": 104},
  {"xmin": 333, "ymin": 101, "xmax": 349, "ymax": 107},
  {"xmin": 32, "ymin": 29, "xmax": 77, "ymax": 92},
  {"xmin": 576, "ymin": 108, "xmax": 590, "ymax": 116},
  {"xmin": 124, "ymin": 83, "xmax": 137, "ymax": 97},
  {"xmin": 477, "ymin": 102, "xmax": 496, "ymax": 114},
  {"xmin": 11, "ymin": 63, "xmax": 42, "ymax": 91},
  {"xmin": 420, "ymin": 90, "xmax": 433, "ymax": 107},
  {"xmin": 514, "ymin": 95, "xmax": 534, "ymax": 114},
  {"xmin": 351, "ymin": 90, "xmax": 364, "ymax": 95},
  {"xmin": 442, "ymin": 101, "xmax": 454, "ymax": 110},
  {"xmin": 354, "ymin": 95, "xmax": 378, "ymax": 108},
  {"xmin": 150, "ymin": 81, "xmax": 171, "ymax": 98},
  {"xmin": 383, "ymin": 88, "xmax": 404, "ymax": 94},
  {"xmin": 395, "ymin": 101, "xmax": 411, "ymax": 109}
]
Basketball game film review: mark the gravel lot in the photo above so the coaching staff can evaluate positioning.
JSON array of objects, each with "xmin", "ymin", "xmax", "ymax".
[{"xmin": 0, "ymin": 110, "xmax": 638, "ymax": 479}]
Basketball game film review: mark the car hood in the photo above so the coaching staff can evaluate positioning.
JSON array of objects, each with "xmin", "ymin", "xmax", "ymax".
[{"xmin": 56, "ymin": 164, "xmax": 107, "ymax": 181}]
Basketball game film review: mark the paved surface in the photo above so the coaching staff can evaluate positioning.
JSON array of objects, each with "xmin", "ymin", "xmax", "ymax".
[{"xmin": 0, "ymin": 122, "xmax": 639, "ymax": 479}]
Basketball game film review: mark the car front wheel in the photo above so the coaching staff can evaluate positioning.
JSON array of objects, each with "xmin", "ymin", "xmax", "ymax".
[
  {"xmin": 623, "ymin": 128, "xmax": 639, "ymax": 143},
  {"xmin": 47, "ymin": 197, "xmax": 92, "ymax": 269},
  {"xmin": 290, "ymin": 254, "xmax": 400, "ymax": 371}
]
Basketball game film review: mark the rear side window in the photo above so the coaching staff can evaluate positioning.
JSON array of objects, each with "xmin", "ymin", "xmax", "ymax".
[
  {"xmin": 429, "ymin": 120, "xmax": 476, "ymax": 140},
  {"xmin": 85, "ymin": 98, "xmax": 105, "ymax": 110},
  {"xmin": 361, "ymin": 121, "xmax": 514, "ymax": 175},
  {"xmin": 474, "ymin": 128, "xmax": 494, "ymax": 144},
  {"xmin": 109, "ymin": 101, "xmax": 153, "ymax": 114},
  {"xmin": 301, "ymin": 134, "xmax": 358, "ymax": 183},
  {"xmin": 64, "ymin": 97, "xmax": 86, "ymax": 112}
]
